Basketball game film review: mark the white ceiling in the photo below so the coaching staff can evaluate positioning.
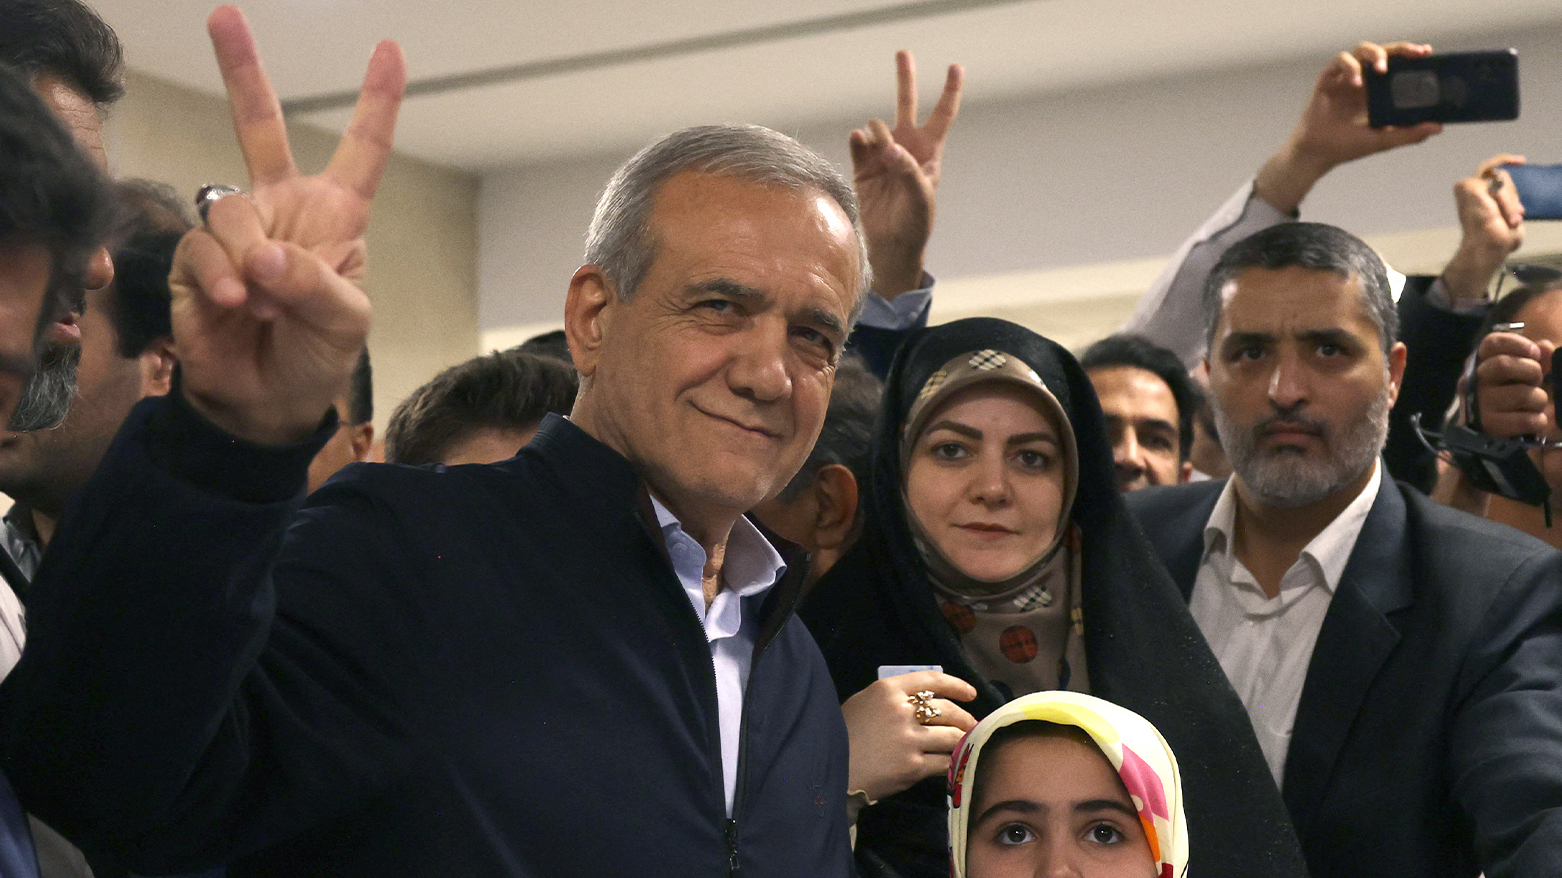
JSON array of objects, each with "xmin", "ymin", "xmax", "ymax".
[{"xmin": 88, "ymin": 0, "xmax": 1562, "ymax": 172}]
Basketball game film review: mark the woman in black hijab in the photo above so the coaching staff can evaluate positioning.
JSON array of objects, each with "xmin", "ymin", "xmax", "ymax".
[{"xmin": 799, "ymin": 318, "xmax": 1305, "ymax": 878}]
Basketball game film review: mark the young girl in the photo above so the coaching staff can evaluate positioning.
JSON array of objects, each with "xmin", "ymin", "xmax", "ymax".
[{"xmin": 948, "ymin": 691, "xmax": 1187, "ymax": 878}]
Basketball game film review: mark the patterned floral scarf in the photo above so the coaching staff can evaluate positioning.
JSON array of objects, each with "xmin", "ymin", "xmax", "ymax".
[{"xmin": 947, "ymin": 691, "xmax": 1188, "ymax": 878}]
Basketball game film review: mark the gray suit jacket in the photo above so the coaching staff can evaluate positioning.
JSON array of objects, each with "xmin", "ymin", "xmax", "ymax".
[{"xmin": 1127, "ymin": 477, "xmax": 1562, "ymax": 878}]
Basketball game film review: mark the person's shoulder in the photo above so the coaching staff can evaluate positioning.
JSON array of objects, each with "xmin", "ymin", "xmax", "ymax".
[
  {"xmin": 1123, "ymin": 479, "xmax": 1223, "ymax": 520},
  {"xmin": 307, "ymin": 456, "xmax": 536, "ymax": 521},
  {"xmin": 1398, "ymin": 483, "xmax": 1562, "ymax": 570}
]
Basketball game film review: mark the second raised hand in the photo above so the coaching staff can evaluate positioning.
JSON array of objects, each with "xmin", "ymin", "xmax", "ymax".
[{"xmin": 850, "ymin": 50, "xmax": 964, "ymax": 300}]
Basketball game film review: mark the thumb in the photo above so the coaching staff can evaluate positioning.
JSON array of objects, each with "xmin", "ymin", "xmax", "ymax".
[{"xmin": 243, "ymin": 241, "xmax": 369, "ymax": 339}]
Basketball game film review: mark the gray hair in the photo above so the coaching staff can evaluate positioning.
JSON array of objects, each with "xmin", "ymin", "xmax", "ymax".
[
  {"xmin": 1203, "ymin": 222, "xmax": 1397, "ymax": 355},
  {"xmin": 584, "ymin": 124, "xmax": 871, "ymax": 325}
]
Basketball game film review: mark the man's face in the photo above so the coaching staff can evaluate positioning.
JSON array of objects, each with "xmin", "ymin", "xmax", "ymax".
[
  {"xmin": 1088, "ymin": 365, "xmax": 1187, "ymax": 491},
  {"xmin": 8, "ymin": 74, "xmax": 116, "ymax": 435},
  {"xmin": 1207, "ymin": 265, "xmax": 1404, "ymax": 508},
  {"xmin": 571, "ymin": 172, "xmax": 860, "ymax": 524},
  {"xmin": 0, "ymin": 285, "xmax": 161, "ymax": 511},
  {"xmin": 0, "ymin": 241, "xmax": 54, "ymax": 423}
]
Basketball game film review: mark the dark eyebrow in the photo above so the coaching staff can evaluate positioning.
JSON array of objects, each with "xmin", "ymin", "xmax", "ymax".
[
  {"xmin": 1221, "ymin": 330, "xmax": 1274, "ymax": 350},
  {"xmin": 1005, "ymin": 432, "xmax": 1060, "ymax": 448},
  {"xmin": 974, "ymin": 799, "xmax": 1042, "ymax": 825},
  {"xmin": 1074, "ymin": 798, "xmax": 1139, "ymax": 820},
  {"xmin": 923, "ymin": 420, "xmax": 982, "ymax": 441},
  {"xmin": 1295, "ymin": 328, "xmax": 1360, "ymax": 348}
]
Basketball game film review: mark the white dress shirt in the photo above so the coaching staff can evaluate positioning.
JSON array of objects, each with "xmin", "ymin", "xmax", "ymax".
[
  {"xmin": 1189, "ymin": 461, "xmax": 1383, "ymax": 784},
  {"xmin": 651, "ymin": 496, "xmax": 785, "ymax": 817}
]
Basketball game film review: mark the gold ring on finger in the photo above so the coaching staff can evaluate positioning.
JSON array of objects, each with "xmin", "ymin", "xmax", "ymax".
[{"xmin": 908, "ymin": 689, "xmax": 941, "ymax": 724}]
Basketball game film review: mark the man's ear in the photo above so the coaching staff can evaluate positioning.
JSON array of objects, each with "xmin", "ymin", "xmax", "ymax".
[
  {"xmin": 349, "ymin": 422, "xmax": 374, "ymax": 463},
  {"xmin": 564, "ymin": 265, "xmax": 617, "ymax": 379},
  {"xmin": 139, "ymin": 336, "xmax": 177, "ymax": 397},
  {"xmin": 1386, "ymin": 340, "xmax": 1408, "ymax": 408},
  {"xmin": 811, "ymin": 464, "xmax": 861, "ymax": 551},
  {"xmin": 1179, "ymin": 460, "xmax": 1194, "ymax": 484}
]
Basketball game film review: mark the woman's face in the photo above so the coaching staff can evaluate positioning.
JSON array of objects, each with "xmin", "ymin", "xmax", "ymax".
[
  {"xmin": 905, "ymin": 383, "xmax": 1066, "ymax": 582},
  {"xmin": 966, "ymin": 732, "xmax": 1156, "ymax": 878}
]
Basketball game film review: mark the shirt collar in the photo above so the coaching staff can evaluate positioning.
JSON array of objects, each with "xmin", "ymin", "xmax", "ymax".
[
  {"xmin": 649, "ymin": 494, "xmax": 786, "ymax": 603},
  {"xmin": 1201, "ymin": 459, "xmax": 1383, "ymax": 595}
]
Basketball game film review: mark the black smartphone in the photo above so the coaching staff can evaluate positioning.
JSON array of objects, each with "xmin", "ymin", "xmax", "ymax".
[
  {"xmin": 1366, "ymin": 49, "xmax": 1519, "ymax": 127},
  {"xmin": 1505, "ymin": 163, "xmax": 1562, "ymax": 221}
]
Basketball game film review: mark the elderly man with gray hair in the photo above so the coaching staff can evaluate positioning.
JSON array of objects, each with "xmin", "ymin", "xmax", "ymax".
[{"xmin": 0, "ymin": 10, "xmax": 862, "ymax": 877}]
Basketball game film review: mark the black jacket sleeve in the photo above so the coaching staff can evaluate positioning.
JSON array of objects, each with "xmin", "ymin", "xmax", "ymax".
[
  {"xmin": 1385, "ymin": 275, "xmax": 1488, "ymax": 493},
  {"xmin": 0, "ymin": 395, "xmax": 423, "ymax": 873}
]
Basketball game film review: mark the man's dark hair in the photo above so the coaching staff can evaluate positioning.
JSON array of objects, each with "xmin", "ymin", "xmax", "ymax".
[
  {"xmin": 346, "ymin": 348, "xmax": 373, "ymax": 425},
  {"xmin": 384, "ymin": 348, "xmax": 579, "ymax": 466},
  {"xmin": 518, "ymin": 329, "xmax": 572, "ymax": 364},
  {"xmin": 103, "ymin": 179, "xmax": 191, "ymax": 358},
  {"xmin": 1204, "ymin": 222, "xmax": 1397, "ymax": 355},
  {"xmin": 0, "ymin": 61, "xmax": 111, "ymax": 340},
  {"xmin": 0, "ymin": 0, "xmax": 123, "ymax": 106},
  {"xmin": 1080, "ymin": 333, "xmax": 1202, "ymax": 462},
  {"xmin": 1475, "ymin": 279, "xmax": 1562, "ymax": 341},
  {"xmin": 776, "ymin": 352, "xmax": 882, "ymax": 502}
]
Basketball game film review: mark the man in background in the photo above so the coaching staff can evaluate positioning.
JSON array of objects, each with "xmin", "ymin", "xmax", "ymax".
[
  {"xmin": 305, "ymin": 349, "xmax": 373, "ymax": 491},
  {"xmin": 0, "ymin": 0, "xmax": 123, "ymax": 434},
  {"xmin": 1080, "ymin": 333, "xmax": 1200, "ymax": 491},
  {"xmin": 750, "ymin": 353, "xmax": 881, "ymax": 588},
  {"xmin": 382, "ymin": 347, "xmax": 576, "ymax": 467},
  {"xmin": 1129, "ymin": 222, "xmax": 1562, "ymax": 877},
  {"xmin": 0, "ymin": 180, "xmax": 186, "ymax": 592},
  {"xmin": 0, "ymin": 56, "xmax": 114, "ymax": 878}
]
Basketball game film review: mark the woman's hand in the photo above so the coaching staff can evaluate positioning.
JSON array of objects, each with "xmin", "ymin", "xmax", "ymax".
[{"xmin": 843, "ymin": 670, "xmax": 978, "ymax": 814}]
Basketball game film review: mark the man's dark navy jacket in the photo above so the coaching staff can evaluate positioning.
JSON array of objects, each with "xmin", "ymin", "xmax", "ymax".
[{"xmin": 0, "ymin": 399, "xmax": 851, "ymax": 877}]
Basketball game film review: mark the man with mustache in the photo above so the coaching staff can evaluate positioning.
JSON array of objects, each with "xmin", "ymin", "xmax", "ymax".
[
  {"xmin": 0, "ymin": 6, "xmax": 862, "ymax": 876},
  {"xmin": 0, "ymin": 56, "xmax": 113, "ymax": 878},
  {"xmin": 1126, "ymin": 221, "xmax": 1562, "ymax": 878}
]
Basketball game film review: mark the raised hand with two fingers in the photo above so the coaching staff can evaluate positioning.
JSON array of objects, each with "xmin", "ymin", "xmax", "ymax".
[
  {"xmin": 170, "ymin": 5, "xmax": 406, "ymax": 446},
  {"xmin": 849, "ymin": 50, "xmax": 963, "ymax": 300}
]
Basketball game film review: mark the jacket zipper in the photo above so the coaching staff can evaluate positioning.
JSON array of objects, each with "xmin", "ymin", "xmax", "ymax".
[
  {"xmin": 727, "ymin": 626, "xmax": 768, "ymax": 878},
  {"xmin": 671, "ymin": 584, "xmax": 743, "ymax": 876}
]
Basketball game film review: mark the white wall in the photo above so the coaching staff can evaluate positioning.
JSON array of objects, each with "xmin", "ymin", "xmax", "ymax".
[{"xmin": 479, "ymin": 20, "xmax": 1562, "ymax": 350}]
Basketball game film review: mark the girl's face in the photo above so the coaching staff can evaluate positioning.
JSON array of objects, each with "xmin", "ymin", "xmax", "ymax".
[
  {"xmin": 905, "ymin": 383, "xmax": 1066, "ymax": 582},
  {"xmin": 966, "ymin": 731, "xmax": 1156, "ymax": 878}
]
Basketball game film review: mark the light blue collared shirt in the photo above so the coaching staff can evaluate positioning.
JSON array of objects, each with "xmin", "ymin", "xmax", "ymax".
[
  {"xmin": 650, "ymin": 496, "xmax": 785, "ymax": 817},
  {"xmin": 859, "ymin": 276, "xmax": 934, "ymax": 331}
]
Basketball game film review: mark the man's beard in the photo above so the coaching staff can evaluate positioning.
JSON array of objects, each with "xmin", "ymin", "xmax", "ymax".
[
  {"xmin": 8, "ymin": 342, "xmax": 80, "ymax": 433},
  {"xmin": 1215, "ymin": 384, "xmax": 1390, "ymax": 508}
]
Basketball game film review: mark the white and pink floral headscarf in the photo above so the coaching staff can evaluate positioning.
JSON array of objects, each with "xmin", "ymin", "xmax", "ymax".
[{"xmin": 947, "ymin": 691, "xmax": 1189, "ymax": 878}]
